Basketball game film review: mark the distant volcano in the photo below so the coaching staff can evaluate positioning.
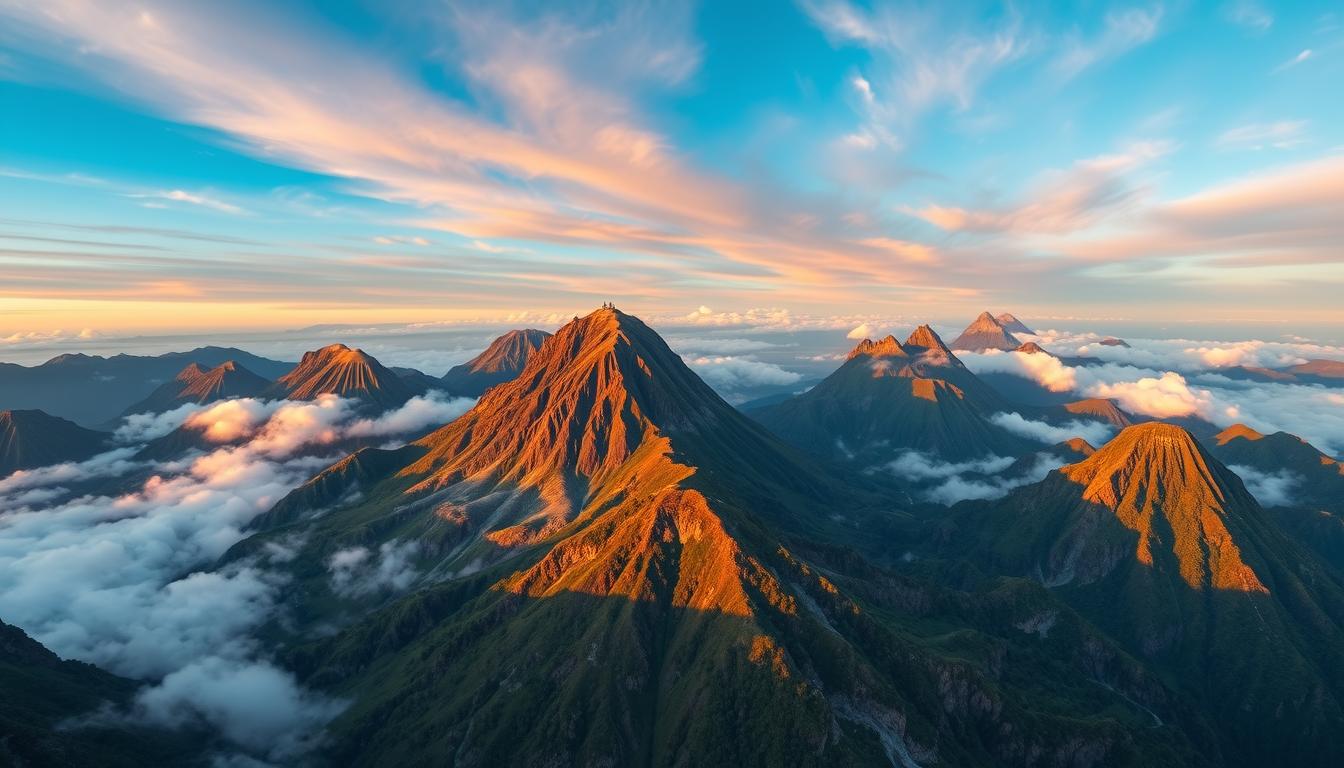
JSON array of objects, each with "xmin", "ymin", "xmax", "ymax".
[
  {"xmin": 267, "ymin": 344, "xmax": 414, "ymax": 409},
  {"xmin": 440, "ymin": 328, "xmax": 551, "ymax": 396},
  {"xmin": 121, "ymin": 361, "xmax": 269, "ymax": 415},
  {"xmin": 950, "ymin": 311, "xmax": 1021, "ymax": 352}
]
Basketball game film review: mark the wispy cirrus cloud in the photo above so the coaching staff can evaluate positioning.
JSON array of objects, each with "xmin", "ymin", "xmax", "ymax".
[
  {"xmin": 801, "ymin": 0, "xmax": 1028, "ymax": 147},
  {"xmin": 1052, "ymin": 5, "xmax": 1164, "ymax": 79},
  {"xmin": 130, "ymin": 189, "xmax": 246, "ymax": 215},
  {"xmin": 1216, "ymin": 121, "xmax": 1308, "ymax": 151},
  {"xmin": 911, "ymin": 140, "xmax": 1174, "ymax": 235},
  {"xmin": 1273, "ymin": 49, "xmax": 1313, "ymax": 72},
  {"xmin": 1222, "ymin": 1, "xmax": 1273, "ymax": 32}
]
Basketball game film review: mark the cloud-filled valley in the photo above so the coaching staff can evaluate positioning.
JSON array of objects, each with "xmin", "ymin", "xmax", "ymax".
[{"xmin": 0, "ymin": 389, "xmax": 477, "ymax": 762}]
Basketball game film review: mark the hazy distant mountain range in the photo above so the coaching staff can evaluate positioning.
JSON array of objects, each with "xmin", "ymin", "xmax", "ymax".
[{"xmin": 3, "ymin": 308, "xmax": 1344, "ymax": 767}]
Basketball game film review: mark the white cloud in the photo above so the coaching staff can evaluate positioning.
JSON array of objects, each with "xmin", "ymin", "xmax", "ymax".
[
  {"xmin": 132, "ymin": 656, "xmax": 345, "ymax": 759},
  {"xmin": 802, "ymin": 0, "xmax": 1026, "ymax": 141},
  {"xmin": 185, "ymin": 399, "xmax": 288, "ymax": 444},
  {"xmin": 0, "ymin": 389, "xmax": 485, "ymax": 759},
  {"xmin": 327, "ymin": 540, "xmax": 421, "ymax": 597},
  {"xmin": 965, "ymin": 349, "xmax": 1083, "ymax": 391},
  {"xmin": 685, "ymin": 356, "xmax": 803, "ymax": 391},
  {"xmin": 0, "ymin": 447, "xmax": 141, "ymax": 495},
  {"xmin": 132, "ymin": 189, "xmax": 245, "ymax": 214},
  {"xmin": 846, "ymin": 322, "xmax": 873, "ymax": 340},
  {"xmin": 115, "ymin": 402, "xmax": 208, "ymax": 442},
  {"xmin": 884, "ymin": 450, "xmax": 1065, "ymax": 505},
  {"xmin": 0, "ymin": 328, "xmax": 99, "ymax": 348},
  {"xmin": 345, "ymin": 391, "xmax": 475, "ymax": 437},
  {"xmin": 886, "ymin": 451, "xmax": 1015, "ymax": 481},
  {"xmin": 990, "ymin": 411, "xmax": 1113, "ymax": 446},
  {"xmin": 1227, "ymin": 464, "xmax": 1298, "ymax": 507},
  {"xmin": 1274, "ymin": 49, "xmax": 1312, "ymax": 72},
  {"xmin": 664, "ymin": 336, "xmax": 781, "ymax": 355},
  {"xmin": 1216, "ymin": 121, "xmax": 1308, "ymax": 151},
  {"xmin": 1090, "ymin": 371, "xmax": 1213, "ymax": 419},
  {"xmin": 1053, "ymin": 6, "xmax": 1163, "ymax": 79},
  {"xmin": 1223, "ymin": 1, "xmax": 1273, "ymax": 32},
  {"xmin": 961, "ymin": 338, "xmax": 1344, "ymax": 456}
]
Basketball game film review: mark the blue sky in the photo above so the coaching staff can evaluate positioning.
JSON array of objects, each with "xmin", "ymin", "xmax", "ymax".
[{"xmin": 2, "ymin": 0, "xmax": 1342, "ymax": 336}]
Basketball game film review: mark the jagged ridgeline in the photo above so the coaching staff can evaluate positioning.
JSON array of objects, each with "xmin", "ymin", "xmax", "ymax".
[
  {"xmin": 235, "ymin": 308, "xmax": 1208, "ymax": 766},
  {"xmin": 748, "ymin": 325, "xmax": 1030, "ymax": 463}
]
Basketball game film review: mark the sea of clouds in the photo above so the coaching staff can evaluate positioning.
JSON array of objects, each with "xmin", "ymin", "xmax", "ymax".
[
  {"xmin": 961, "ymin": 331, "xmax": 1344, "ymax": 456},
  {"xmin": 0, "ymin": 391, "xmax": 474, "ymax": 763}
]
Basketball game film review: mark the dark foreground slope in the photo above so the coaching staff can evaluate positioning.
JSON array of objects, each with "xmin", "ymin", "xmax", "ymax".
[{"xmin": 0, "ymin": 619, "xmax": 196, "ymax": 767}]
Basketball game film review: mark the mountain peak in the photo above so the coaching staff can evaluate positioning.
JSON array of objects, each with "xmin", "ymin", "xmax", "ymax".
[
  {"xmin": 441, "ymin": 328, "xmax": 552, "ymax": 395},
  {"xmin": 271, "ymin": 343, "xmax": 412, "ymax": 407},
  {"xmin": 1061, "ymin": 423, "xmax": 1268, "ymax": 593},
  {"xmin": 1215, "ymin": 423, "xmax": 1265, "ymax": 445},
  {"xmin": 1062, "ymin": 398, "xmax": 1134, "ymax": 428},
  {"xmin": 122, "ymin": 361, "xmax": 270, "ymax": 416},
  {"xmin": 411, "ymin": 307, "xmax": 736, "ymax": 493},
  {"xmin": 175, "ymin": 362, "xmax": 209, "ymax": 381},
  {"xmin": 846, "ymin": 334, "xmax": 907, "ymax": 360},
  {"xmin": 951, "ymin": 312, "xmax": 1020, "ymax": 351},
  {"xmin": 1015, "ymin": 341, "xmax": 1050, "ymax": 355},
  {"xmin": 903, "ymin": 324, "xmax": 949, "ymax": 353}
]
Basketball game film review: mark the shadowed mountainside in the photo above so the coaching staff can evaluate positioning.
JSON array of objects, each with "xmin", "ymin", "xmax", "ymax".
[
  {"xmin": 0, "ymin": 409, "xmax": 110, "ymax": 476},
  {"xmin": 996, "ymin": 313, "xmax": 1034, "ymax": 335},
  {"xmin": 120, "ymin": 361, "xmax": 270, "ymax": 416},
  {"xmin": 0, "ymin": 347, "xmax": 292, "ymax": 427},
  {"xmin": 1207, "ymin": 424, "xmax": 1344, "ymax": 570},
  {"xmin": 0, "ymin": 619, "xmax": 198, "ymax": 766},
  {"xmin": 748, "ymin": 327, "xmax": 1029, "ymax": 464}
]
